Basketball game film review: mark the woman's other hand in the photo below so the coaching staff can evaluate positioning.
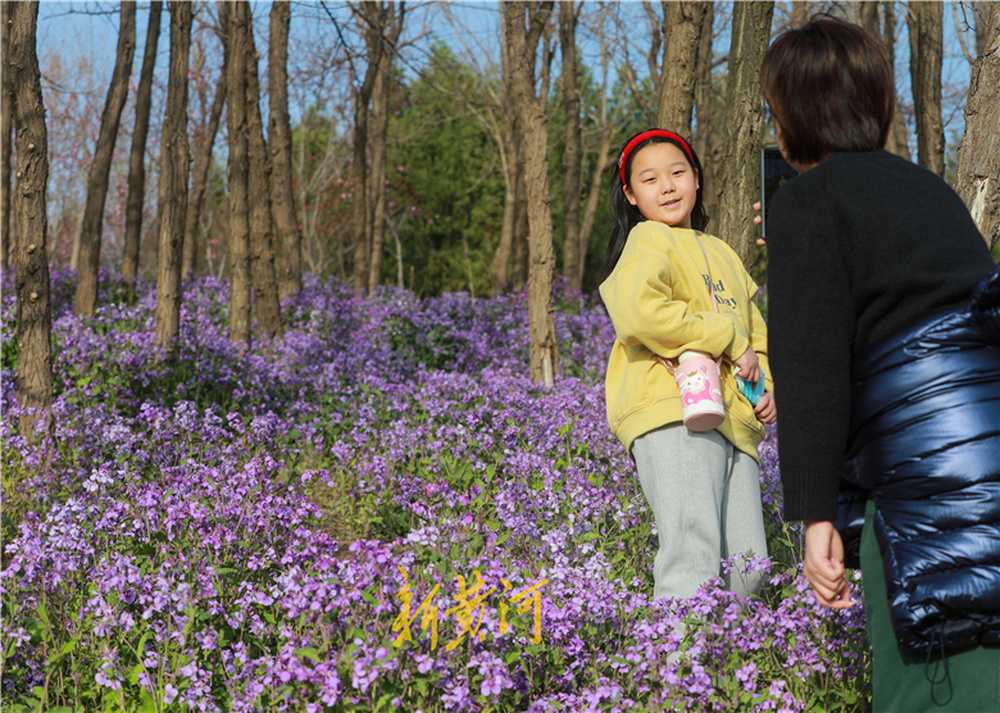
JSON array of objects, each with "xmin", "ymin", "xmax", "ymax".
[
  {"xmin": 734, "ymin": 348, "xmax": 761, "ymax": 384},
  {"xmin": 754, "ymin": 392, "xmax": 776, "ymax": 424},
  {"xmin": 803, "ymin": 520, "xmax": 854, "ymax": 609}
]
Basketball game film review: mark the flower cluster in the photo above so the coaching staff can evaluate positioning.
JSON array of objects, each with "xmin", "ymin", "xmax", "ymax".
[{"xmin": 1, "ymin": 269, "xmax": 870, "ymax": 711}]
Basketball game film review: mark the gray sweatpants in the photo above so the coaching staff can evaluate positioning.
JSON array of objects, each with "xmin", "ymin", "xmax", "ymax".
[{"xmin": 632, "ymin": 423, "xmax": 768, "ymax": 600}]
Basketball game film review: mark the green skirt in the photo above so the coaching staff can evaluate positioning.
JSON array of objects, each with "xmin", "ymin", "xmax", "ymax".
[{"xmin": 861, "ymin": 499, "xmax": 1000, "ymax": 712}]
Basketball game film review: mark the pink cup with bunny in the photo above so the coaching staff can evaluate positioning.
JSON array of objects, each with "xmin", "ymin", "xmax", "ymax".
[{"xmin": 675, "ymin": 351, "xmax": 725, "ymax": 431}]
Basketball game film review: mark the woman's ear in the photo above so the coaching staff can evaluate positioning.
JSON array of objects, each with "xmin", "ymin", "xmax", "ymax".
[{"xmin": 623, "ymin": 183, "xmax": 638, "ymax": 207}]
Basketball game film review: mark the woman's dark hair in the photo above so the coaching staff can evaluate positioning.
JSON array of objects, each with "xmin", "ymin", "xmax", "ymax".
[
  {"xmin": 760, "ymin": 14, "xmax": 894, "ymax": 166},
  {"xmin": 599, "ymin": 130, "xmax": 708, "ymax": 282}
]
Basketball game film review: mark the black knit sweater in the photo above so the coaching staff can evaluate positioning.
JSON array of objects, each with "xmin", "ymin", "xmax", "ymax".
[{"xmin": 767, "ymin": 149, "xmax": 995, "ymax": 522}]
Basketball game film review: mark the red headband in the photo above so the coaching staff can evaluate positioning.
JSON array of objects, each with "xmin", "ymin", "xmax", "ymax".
[{"xmin": 617, "ymin": 129, "xmax": 695, "ymax": 184}]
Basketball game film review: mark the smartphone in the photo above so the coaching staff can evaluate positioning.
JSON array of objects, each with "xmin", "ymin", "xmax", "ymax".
[{"xmin": 759, "ymin": 147, "xmax": 799, "ymax": 240}]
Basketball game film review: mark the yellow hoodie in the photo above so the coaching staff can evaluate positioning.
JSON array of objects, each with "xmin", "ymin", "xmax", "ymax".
[{"xmin": 599, "ymin": 222, "xmax": 773, "ymax": 461}]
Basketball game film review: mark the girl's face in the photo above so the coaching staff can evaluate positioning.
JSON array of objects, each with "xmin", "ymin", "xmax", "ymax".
[{"xmin": 623, "ymin": 142, "xmax": 699, "ymax": 229}]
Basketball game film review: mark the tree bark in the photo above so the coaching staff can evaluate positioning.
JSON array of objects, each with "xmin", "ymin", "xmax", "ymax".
[
  {"xmin": 154, "ymin": 1, "xmax": 191, "ymax": 352},
  {"xmin": 656, "ymin": 1, "xmax": 710, "ymax": 135},
  {"xmin": 578, "ymin": 125, "xmax": 612, "ymax": 287},
  {"xmin": 182, "ymin": 72, "xmax": 225, "ymax": 278},
  {"xmin": 74, "ymin": 1, "xmax": 136, "ymax": 317},
  {"xmin": 223, "ymin": 1, "xmax": 252, "ymax": 348},
  {"xmin": 692, "ymin": 2, "xmax": 718, "ymax": 227},
  {"xmin": 510, "ymin": 169, "xmax": 529, "ymax": 291},
  {"xmin": 1, "ymin": 1, "xmax": 13, "ymax": 272},
  {"xmin": 367, "ymin": 4, "xmax": 405, "ymax": 294},
  {"xmin": 502, "ymin": 1, "xmax": 559, "ymax": 387},
  {"xmin": 350, "ymin": 2, "xmax": 384, "ymax": 297},
  {"xmin": 559, "ymin": 1, "xmax": 583, "ymax": 291},
  {"xmin": 908, "ymin": 1, "xmax": 944, "ymax": 176},
  {"xmin": 714, "ymin": 1, "xmax": 774, "ymax": 269},
  {"xmin": 122, "ymin": 1, "xmax": 161, "ymax": 293},
  {"xmin": 245, "ymin": 12, "xmax": 283, "ymax": 340},
  {"xmin": 494, "ymin": 51, "xmax": 519, "ymax": 294},
  {"xmin": 975, "ymin": 1, "xmax": 992, "ymax": 58},
  {"xmin": 955, "ymin": 1, "xmax": 1000, "ymax": 251},
  {"xmin": 268, "ymin": 0, "xmax": 302, "ymax": 298},
  {"xmin": 7, "ymin": 1, "xmax": 54, "ymax": 436}
]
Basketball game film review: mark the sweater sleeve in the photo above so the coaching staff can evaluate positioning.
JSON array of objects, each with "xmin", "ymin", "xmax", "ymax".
[
  {"xmin": 602, "ymin": 254, "xmax": 748, "ymax": 361},
  {"xmin": 767, "ymin": 182, "xmax": 856, "ymax": 522}
]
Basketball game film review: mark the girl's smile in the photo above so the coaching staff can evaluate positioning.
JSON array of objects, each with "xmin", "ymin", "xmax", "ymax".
[{"xmin": 623, "ymin": 142, "xmax": 700, "ymax": 230}]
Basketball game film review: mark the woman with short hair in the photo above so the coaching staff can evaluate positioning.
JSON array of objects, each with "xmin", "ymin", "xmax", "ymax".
[{"xmin": 761, "ymin": 14, "xmax": 1000, "ymax": 712}]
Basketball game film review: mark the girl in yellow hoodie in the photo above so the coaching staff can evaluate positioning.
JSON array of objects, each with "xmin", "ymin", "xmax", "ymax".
[{"xmin": 599, "ymin": 129, "xmax": 776, "ymax": 601}]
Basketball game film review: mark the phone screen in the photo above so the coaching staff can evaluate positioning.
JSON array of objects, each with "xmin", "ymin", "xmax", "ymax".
[{"xmin": 759, "ymin": 147, "xmax": 798, "ymax": 240}]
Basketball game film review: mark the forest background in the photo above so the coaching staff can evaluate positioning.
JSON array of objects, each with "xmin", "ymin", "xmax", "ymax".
[{"xmin": 14, "ymin": 0, "xmax": 1000, "ymax": 299}]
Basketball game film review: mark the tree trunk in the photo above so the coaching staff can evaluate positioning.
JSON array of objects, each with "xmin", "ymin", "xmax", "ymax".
[
  {"xmin": 955, "ymin": 1, "xmax": 1000, "ymax": 251},
  {"xmin": 1, "ymin": 1, "xmax": 13, "ymax": 272},
  {"xmin": 268, "ymin": 0, "xmax": 302, "ymax": 298},
  {"xmin": 494, "ymin": 140, "xmax": 517, "ymax": 292},
  {"xmin": 559, "ymin": 1, "xmax": 583, "ymax": 291},
  {"xmin": 74, "ymin": 1, "xmax": 136, "ymax": 317},
  {"xmin": 714, "ymin": 1, "xmax": 774, "ymax": 269},
  {"xmin": 511, "ymin": 169, "xmax": 529, "ymax": 291},
  {"xmin": 367, "ymin": 4, "xmax": 404, "ymax": 294},
  {"xmin": 502, "ymin": 2, "xmax": 559, "ymax": 387},
  {"xmin": 154, "ymin": 1, "xmax": 191, "ymax": 352},
  {"xmin": 350, "ymin": 2, "xmax": 384, "ymax": 297},
  {"xmin": 881, "ymin": 4, "xmax": 911, "ymax": 160},
  {"xmin": 7, "ymin": 1, "xmax": 54, "ymax": 436},
  {"xmin": 908, "ymin": 1, "xmax": 944, "ymax": 176},
  {"xmin": 223, "ymin": 1, "xmax": 252, "ymax": 349},
  {"xmin": 182, "ymin": 72, "xmax": 225, "ymax": 278},
  {"xmin": 656, "ymin": 1, "xmax": 710, "ymax": 135},
  {"xmin": 494, "ymin": 57, "xmax": 519, "ymax": 294},
  {"xmin": 245, "ymin": 12, "xmax": 283, "ymax": 340},
  {"xmin": 122, "ymin": 1, "xmax": 161, "ymax": 293},
  {"xmin": 692, "ymin": 2, "xmax": 718, "ymax": 227},
  {"xmin": 578, "ymin": 124, "xmax": 612, "ymax": 286},
  {"xmin": 975, "ymin": 0, "xmax": 992, "ymax": 58}
]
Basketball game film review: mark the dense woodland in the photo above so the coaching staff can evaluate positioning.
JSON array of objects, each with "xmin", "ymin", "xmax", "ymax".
[{"xmin": 3, "ymin": 1, "xmax": 999, "ymax": 432}]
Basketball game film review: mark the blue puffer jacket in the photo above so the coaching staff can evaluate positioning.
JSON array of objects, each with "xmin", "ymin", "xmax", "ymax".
[{"xmin": 842, "ymin": 265, "xmax": 1000, "ymax": 653}]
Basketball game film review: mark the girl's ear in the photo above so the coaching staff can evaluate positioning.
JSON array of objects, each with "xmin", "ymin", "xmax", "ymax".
[
  {"xmin": 694, "ymin": 168, "xmax": 700, "ymax": 191},
  {"xmin": 623, "ymin": 183, "xmax": 638, "ymax": 207}
]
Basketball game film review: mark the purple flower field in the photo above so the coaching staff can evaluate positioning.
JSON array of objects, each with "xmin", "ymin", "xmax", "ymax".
[{"xmin": 1, "ymin": 269, "xmax": 871, "ymax": 712}]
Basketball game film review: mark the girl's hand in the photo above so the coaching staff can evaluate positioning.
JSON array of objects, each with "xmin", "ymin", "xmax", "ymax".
[
  {"xmin": 803, "ymin": 521, "xmax": 854, "ymax": 609},
  {"xmin": 753, "ymin": 201, "xmax": 765, "ymax": 246},
  {"xmin": 754, "ymin": 392, "xmax": 776, "ymax": 424},
  {"xmin": 734, "ymin": 348, "xmax": 761, "ymax": 384}
]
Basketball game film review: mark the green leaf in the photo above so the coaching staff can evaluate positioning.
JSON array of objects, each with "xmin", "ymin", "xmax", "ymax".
[
  {"xmin": 296, "ymin": 647, "xmax": 322, "ymax": 663},
  {"xmin": 128, "ymin": 661, "xmax": 144, "ymax": 686},
  {"xmin": 60, "ymin": 639, "xmax": 77, "ymax": 656},
  {"xmin": 360, "ymin": 589, "xmax": 378, "ymax": 606},
  {"xmin": 138, "ymin": 688, "xmax": 157, "ymax": 713},
  {"xmin": 136, "ymin": 631, "xmax": 149, "ymax": 659}
]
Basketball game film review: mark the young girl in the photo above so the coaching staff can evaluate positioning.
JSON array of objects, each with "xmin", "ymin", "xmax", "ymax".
[{"xmin": 599, "ymin": 129, "xmax": 776, "ymax": 601}]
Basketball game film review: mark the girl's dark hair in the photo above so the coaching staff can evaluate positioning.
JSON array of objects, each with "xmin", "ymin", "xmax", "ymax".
[
  {"xmin": 760, "ymin": 14, "xmax": 894, "ymax": 166},
  {"xmin": 599, "ymin": 130, "xmax": 708, "ymax": 282}
]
